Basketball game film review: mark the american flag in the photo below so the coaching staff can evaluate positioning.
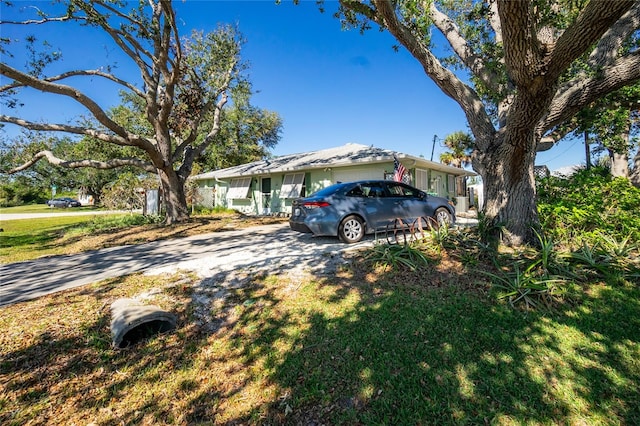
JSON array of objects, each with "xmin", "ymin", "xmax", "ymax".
[{"xmin": 393, "ymin": 156, "xmax": 410, "ymax": 183}]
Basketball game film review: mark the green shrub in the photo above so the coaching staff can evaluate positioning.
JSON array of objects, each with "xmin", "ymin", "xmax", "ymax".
[
  {"xmin": 191, "ymin": 205, "xmax": 236, "ymax": 215},
  {"xmin": 537, "ymin": 167, "xmax": 640, "ymax": 248},
  {"xmin": 0, "ymin": 180, "xmax": 49, "ymax": 207},
  {"xmin": 68, "ymin": 214, "xmax": 164, "ymax": 235}
]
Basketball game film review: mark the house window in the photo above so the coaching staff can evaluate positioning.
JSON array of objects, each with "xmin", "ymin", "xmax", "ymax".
[
  {"xmin": 227, "ymin": 177, "xmax": 252, "ymax": 199},
  {"xmin": 415, "ymin": 169, "xmax": 428, "ymax": 191},
  {"xmin": 431, "ymin": 176, "xmax": 441, "ymax": 194},
  {"xmin": 448, "ymin": 175, "xmax": 456, "ymax": 193},
  {"xmin": 281, "ymin": 173, "xmax": 305, "ymax": 198}
]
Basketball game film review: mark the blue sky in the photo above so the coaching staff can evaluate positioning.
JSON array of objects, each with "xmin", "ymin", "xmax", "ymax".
[{"xmin": 1, "ymin": 0, "xmax": 589, "ymax": 172}]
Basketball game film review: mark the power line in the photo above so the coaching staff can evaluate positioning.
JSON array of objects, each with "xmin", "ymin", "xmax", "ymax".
[{"xmin": 538, "ymin": 139, "xmax": 579, "ymax": 165}]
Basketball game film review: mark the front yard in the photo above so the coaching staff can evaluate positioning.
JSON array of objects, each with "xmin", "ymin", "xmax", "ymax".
[{"xmin": 1, "ymin": 220, "xmax": 638, "ymax": 424}]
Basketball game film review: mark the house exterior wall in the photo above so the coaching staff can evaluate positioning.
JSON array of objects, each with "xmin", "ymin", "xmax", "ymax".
[
  {"xmin": 430, "ymin": 170, "xmax": 452, "ymax": 197},
  {"xmin": 194, "ymin": 163, "xmax": 458, "ymax": 215},
  {"xmin": 332, "ymin": 164, "xmax": 389, "ymax": 183},
  {"xmin": 307, "ymin": 169, "xmax": 332, "ymax": 195},
  {"xmin": 404, "ymin": 168, "xmax": 454, "ymax": 198}
]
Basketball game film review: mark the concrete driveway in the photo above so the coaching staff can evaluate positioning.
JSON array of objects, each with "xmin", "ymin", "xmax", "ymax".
[
  {"xmin": 0, "ymin": 223, "xmax": 373, "ymax": 307},
  {"xmin": 1, "ymin": 213, "xmax": 478, "ymax": 307}
]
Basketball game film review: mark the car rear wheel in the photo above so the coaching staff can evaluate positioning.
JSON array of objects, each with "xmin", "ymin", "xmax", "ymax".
[
  {"xmin": 339, "ymin": 215, "xmax": 365, "ymax": 243},
  {"xmin": 434, "ymin": 207, "xmax": 452, "ymax": 227}
]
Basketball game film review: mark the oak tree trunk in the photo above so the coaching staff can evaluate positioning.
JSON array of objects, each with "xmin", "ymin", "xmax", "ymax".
[
  {"xmin": 610, "ymin": 150, "xmax": 630, "ymax": 179},
  {"xmin": 609, "ymin": 125, "xmax": 630, "ymax": 179},
  {"xmin": 157, "ymin": 168, "xmax": 190, "ymax": 224},
  {"xmin": 631, "ymin": 148, "xmax": 640, "ymax": 187},
  {"xmin": 474, "ymin": 125, "xmax": 541, "ymax": 246}
]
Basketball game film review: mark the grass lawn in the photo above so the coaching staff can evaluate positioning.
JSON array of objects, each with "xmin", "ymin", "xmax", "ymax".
[
  {"xmin": 0, "ymin": 214, "xmax": 135, "ymax": 263},
  {"xmin": 0, "ymin": 212, "xmax": 288, "ymax": 264},
  {"xmin": 1, "ymin": 215, "xmax": 638, "ymax": 424},
  {"xmin": 0, "ymin": 203, "xmax": 99, "ymax": 214}
]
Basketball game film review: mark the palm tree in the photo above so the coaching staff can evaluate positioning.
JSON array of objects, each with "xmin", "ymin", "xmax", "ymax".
[{"xmin": 440, "ymin": 131, "xmax": 473, "ymax": 196}]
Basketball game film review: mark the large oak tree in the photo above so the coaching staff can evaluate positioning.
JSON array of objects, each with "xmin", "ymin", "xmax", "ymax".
[
  {"xmin": 1, "ymin": 0, "xmax": 278, "ymax": 224},
  {"xmin": 337, "ymin": 0, "xmax": 640, "ymax": 245}
]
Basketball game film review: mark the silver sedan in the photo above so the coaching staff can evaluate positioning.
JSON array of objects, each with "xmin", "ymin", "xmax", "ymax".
[{"xmin": 289, "ymin": 180, "xmax": 455, "ymax": 243}]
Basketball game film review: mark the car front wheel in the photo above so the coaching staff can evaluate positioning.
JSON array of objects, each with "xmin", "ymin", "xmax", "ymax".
[
  {"xmin": 339, "ymin": 215, "xmax": 365, "ymax": 243},
  {"xmin": 434, "ymin": 207, "xmax": 452, "ymax": 227}
]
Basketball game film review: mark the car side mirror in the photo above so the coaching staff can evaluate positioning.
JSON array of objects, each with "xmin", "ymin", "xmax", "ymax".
[{"xmin": 418, "ymin": 191, "xmax": 427, "ymax": 200}]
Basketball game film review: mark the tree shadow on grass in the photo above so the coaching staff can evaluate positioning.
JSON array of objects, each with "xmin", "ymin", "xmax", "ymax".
[
  {"xmin": 0, "ymin": 273, "xmax": 216, "ymax": 425},
  {"xmin": 222, "ymin": 261, "xmax": 640, "ymax": 424},
  {"xmin": 1, "ymin": 245, "xmax": 638, "ymax": 425}
]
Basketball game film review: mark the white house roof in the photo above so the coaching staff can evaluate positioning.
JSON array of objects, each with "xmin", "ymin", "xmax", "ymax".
[
  {"xmin": 552, "ymin": 165, "xmax": 583, "ymax": 177},
  {"xmin": 191, "ymin": 143, "xmax": 476, "ymax": 180}
]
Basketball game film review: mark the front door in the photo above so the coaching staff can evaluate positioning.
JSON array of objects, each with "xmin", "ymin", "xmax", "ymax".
[{"xmin": 261, "ymin": 178, "xmax": 271, "ymax": 214}]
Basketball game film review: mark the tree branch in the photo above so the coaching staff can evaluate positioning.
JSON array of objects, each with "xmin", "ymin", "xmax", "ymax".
[
  {"xmin": 497, "ymin": 0, "xmax": 541, "ymax": 86},
  {"xmin": 0, "ymin": 69, "xmax": 144, "ymax": 98},
  {"xmin": 487, "ymin": 0, "xmax": 503, "ymax": 45},
  {"xmin": 0, "ymin": 115, "xmax": 138, "ymax": 146},
  {"xmin": 4, "ymin": 150, "xmax": 155, "ymax": 174},
  {"xmin": 155, "ymin": 1, "xmax": 181, "ymax": 128},
  {"xmin": 175, "ymin": 88, "xmax": 230, "ymax": 175},
  {"xmin": 0, "ymin": 5, "xmax": 74, "ymax": 25},
  {"xmin": 367, "ymin": 0, "xmax": 495, "ymax": 143},
  {"xmin": 428, "ymin": 1, "xmax": 502, "ymax": 94},
  {"xmin": 82, "ymin": 1, "xmax": 156, "ymax": 84},
  {"xmin": 536, "ymin": 122, "xmax": 579, "ymax": 152},
  {"xmin": 0, "ymin": 63, "xmax": 156, "ymax": 151},
  {"xmin": 588, "ymin": 1, "xmax": 640, "ymax": 68},
  {"xmin": 541, "ymin": 51, "xmax": 640, "ymax": 132},
  {"xmin": 548, "ymin": 0, "xmax": 635, "ymax": 80}
]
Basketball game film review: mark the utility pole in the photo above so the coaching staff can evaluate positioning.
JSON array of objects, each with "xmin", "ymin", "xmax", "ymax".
[
  {"xmin": 584, "ymin": 131, "xmax": 591, "ymax": 169},
  {"xmin": 430, "ymin": 135, "xmax": 437, "ymax": 161}
]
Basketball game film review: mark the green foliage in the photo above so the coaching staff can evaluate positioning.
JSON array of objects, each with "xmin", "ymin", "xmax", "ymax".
[
  {"xmin": 482, "ymin": 226, "xmax": 639, "ymax": 309},
  {"xmin": 428, "ymin": 222, "xmax": 455, "ymax": 253},
  {"xmin": 573, "ymin": 83, "xmax": 640, "ymax": 156},
  {"xmin": 483, "ymin": 264, "xmax": 567, "ymax": 309},
  {"xmin": 439, "ymin": 131, "xmax": 473, "ymax": 168},
  {"xmin": 482, "ymin": 229, "xmax": 573, "ymax": 309},
  {"xmin": 0, "ymin": 175, "xmax": 48, "ymax": 206},
  {"xmin": 563, "ymin": 236, "xmax": 640, "ymax": 285},
  {"xmin": 198, "ymin": 104, "xmax": 282, "ymax": 171},
  {"xmin": 481, "ymin": 170, "xmax": 640, "ymax": 308},
  {"xmin": 1, "ymin": 131, "xmax": 141, "ymax": 205},
  {"xmin": 537, "ymin": 167, "xmax": 640, "ymax": 247},
  {"xmin": 475, "ymin": 211, "xmax": 505, "ymax": 248},
  {"xmin": 100, "ymin": 172, "xmax": 157, "ymax": 211},
  {"xmin": 78, "ymin": 214, "xmax": 164, "ymax": 234},
  {"xmin": 363, "ymin": 241, "xmax": 431, "ymax": 271},
  {"xmin": 191, "ymin": 205, "xmax": 236, "ymax": 215}
]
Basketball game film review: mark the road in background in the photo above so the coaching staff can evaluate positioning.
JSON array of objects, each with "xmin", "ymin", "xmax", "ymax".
[{"xmin": 0, "ymin": 210, "xmax": 140, "ymax": 221}]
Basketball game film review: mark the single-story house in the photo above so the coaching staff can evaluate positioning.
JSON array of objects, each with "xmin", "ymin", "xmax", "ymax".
[{"xmin": 190, "ymin": 143, "xmax": 476, "ymax": 215}]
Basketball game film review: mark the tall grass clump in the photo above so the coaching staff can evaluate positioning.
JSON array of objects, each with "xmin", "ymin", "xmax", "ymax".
[{"xmin": 363, "ymin": 241, "xmax": 432, "ymax": 271}]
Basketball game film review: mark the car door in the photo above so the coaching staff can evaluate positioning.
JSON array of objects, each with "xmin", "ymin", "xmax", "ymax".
[
  {"xmin": 384, "ymin": 182, "xmax": 432, "ymax": 221},
  {"xmin": 348, "ymin": 182, "xmax": 389, "ymax": 230}
]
